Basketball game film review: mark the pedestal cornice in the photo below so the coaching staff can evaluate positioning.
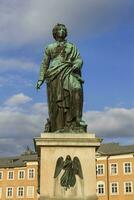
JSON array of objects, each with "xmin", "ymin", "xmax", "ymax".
[{"xmin": 34, "ymin": 133, "xmax": 102, "ymax": 155}]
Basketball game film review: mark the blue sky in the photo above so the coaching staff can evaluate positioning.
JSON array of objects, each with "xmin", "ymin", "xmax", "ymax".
[{"xmin": 0, "ymin": 0, "xmax": 134, "ymax": 156}]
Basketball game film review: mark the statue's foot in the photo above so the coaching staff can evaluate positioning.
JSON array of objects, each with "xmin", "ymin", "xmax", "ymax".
[{"xmin": 55, "ymin": 129, "xmax": 65, "ymax": 133}]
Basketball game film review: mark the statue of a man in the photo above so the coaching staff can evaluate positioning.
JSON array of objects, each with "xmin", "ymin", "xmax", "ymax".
[{"xmin": 36, "ymin": 23, "xmax": 86, "ymax": 132}]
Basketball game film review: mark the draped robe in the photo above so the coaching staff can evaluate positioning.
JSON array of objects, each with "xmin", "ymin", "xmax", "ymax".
[{"xmin": 39, "ymin": 41, "xmax": 84, "ymax": 132}]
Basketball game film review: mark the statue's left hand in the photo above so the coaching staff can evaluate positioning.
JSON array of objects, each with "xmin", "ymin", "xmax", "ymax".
[{"xmin": 36, "ymin": 80, "xmax": 44, "ymax": 90}]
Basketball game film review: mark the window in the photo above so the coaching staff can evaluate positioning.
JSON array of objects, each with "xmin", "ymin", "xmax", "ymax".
[
  {"xmin": 28, "ymin": 169, "xmax": 35, "ymax": 179},
  {"xmin": 110, "ymin": 163, "xmax": 118, "ymax": 175},
  {"xmin": 124, "ymin": 182, "xmax": 133, "ymax": 194},
  {"xmin": 7, "ymin": 171, "xmax": 14, "ymax": 180},
  {"xmin": 6, "ymin": 187, "xmax": 13, "ymax": 198},
  {"xmin": 0, "ymin": 171, "xmax": 3, "ymax": 180},
  {"xmin": 97, "ymin": 181, "xmax": 105, "ymax": 195},
  {"xmin": 110, "ymin": 182, "xmax": 119, "ymax": 195},
  {"xmin": 124, "ymin": 162, "xmax": 132, "ymax": 174},
  {"xmin": 17, "ymin": 187, "xmax": 24, "ymax": 197},
  {"xmin": 0, "ymin": 188, "xmax": 2, "ymax": 198},
  {"xmin": 96, "ymin": 164, "xmax": 104, "ymax": 175},
  {"xmin": 18, "ymin": 170, "xmax": 25, "ymax": 179},
  {"xmin": 27, "ymin": 186, "xmax": 34, "ymax": 198}
]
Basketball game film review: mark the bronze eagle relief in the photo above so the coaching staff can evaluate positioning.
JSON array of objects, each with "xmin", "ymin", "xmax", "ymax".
[{"xmin": 54, "ymin": 155, "xmax": 83, "ymax": 190}]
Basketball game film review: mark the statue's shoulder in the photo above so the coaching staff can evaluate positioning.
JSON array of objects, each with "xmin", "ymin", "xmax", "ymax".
[
  {"xmin": 46, "ymin": 42, "xmax": 74, "ymax": 49},
  {"xmin": 46, "ymin": 42, "xmax": 57, "ymax": 50},
  {"xmin": 45, "ymin": 42, "xmax": 57, "ymax": 55},
  {"xmin": 67, "ymin": 42, "xmax": 74, "ymax": 46},
  {"xmin": 66, "ymin": 42, "xmax": 76, "ymax": 49}
]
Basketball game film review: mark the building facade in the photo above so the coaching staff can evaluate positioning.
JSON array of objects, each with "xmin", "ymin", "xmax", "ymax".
[
  {"xmin": 0, "ymin": 148, "xmax": 38, "ymax": 200},
  {"xmin": 0, "ymin": 143, "xmax": 134, "ymax": 200},
  {"xmin": 96, "ymin": 143, "xmax": 134, "ymax": 200}
]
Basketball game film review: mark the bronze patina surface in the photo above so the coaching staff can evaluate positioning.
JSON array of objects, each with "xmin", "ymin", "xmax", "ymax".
[
  {"xmin": 36, "ymin": 24, "xmax": 87, "ymax": 133},
  {"xmin": 54, "ymin": 155, "xmax": 83, "ymax": 190}
]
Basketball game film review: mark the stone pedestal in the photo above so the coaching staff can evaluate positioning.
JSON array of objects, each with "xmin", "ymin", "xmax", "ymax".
[{"xmin": 34, "ymin": 133, "xmax": 101, "ymax": 200}]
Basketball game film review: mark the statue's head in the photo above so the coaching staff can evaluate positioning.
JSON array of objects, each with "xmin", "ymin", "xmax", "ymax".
[
  {"xmin": 52, "ymin": 23, "xmax": 67, "ymax": 41},
  {"xmin": 66, "ymin": 155, "xmax": 71, "ymax": 161}
]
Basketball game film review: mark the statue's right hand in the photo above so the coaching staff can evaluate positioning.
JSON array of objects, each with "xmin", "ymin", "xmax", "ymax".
[{"xmin": 36, "ymin": 80, "xmax": 44, "ymax": 90}]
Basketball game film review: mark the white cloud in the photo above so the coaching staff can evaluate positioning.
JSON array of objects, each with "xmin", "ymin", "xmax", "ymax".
[
  {"xmin": 102, "ymin": 136, "xmax": 134, "ymax": 146},
  {"xmin": 0, "ymin": 99, "xmax": 48, "ymax": 156},
  {"xmin": 32, "ymin": 102, "xmax": 48, "ymax": 115},
  {"xmin": 0, "ymin": 0, "xmax": 133, "ymax": 49},
  {"xmin": 0, "ymin": 108, "xmax": 42, "ymax": 137},
  {"xmin": 84, "ymin": 107, "xmax": 134, "ymax": 138},
  {"xmin": 0, "ymin": 97, "xmax": 134, "ymax": 156},
  {"xmin": 0, "ymin": 57, "xmax": 37, "ymax": 72},
  {"xmin": 0, "ymin": 138, "xmax": 24, "ymax": 156},
  {"xmin": 5, "ymin": 93, "xmax": 32, "ymax": 106}
]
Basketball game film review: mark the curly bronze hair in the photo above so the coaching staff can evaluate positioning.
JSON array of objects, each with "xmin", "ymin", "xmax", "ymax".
[{"xmin": 52, "ymin": 23, "xmax": 68, "ymax": 40}]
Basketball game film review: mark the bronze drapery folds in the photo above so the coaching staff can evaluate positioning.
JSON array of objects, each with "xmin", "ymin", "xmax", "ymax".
[{"xmin": 36, "ymin": 24, "xmax": 87, "ymax": 132}]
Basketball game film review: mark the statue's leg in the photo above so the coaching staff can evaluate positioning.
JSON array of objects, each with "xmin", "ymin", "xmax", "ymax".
[
  {"xmin": 74, "ymin": 88, "xmax": 83, "ymax": 126},
  {"xmin": 47, "ymin": 81, "xmax": 62, "ymax": 132},
  {"xmin": 64, "ymin": 87, "xmax": 83, "ymax": 130},
  {"xmin": 56, "ymin": 106, "xmax": 65, "ymax": 131}
]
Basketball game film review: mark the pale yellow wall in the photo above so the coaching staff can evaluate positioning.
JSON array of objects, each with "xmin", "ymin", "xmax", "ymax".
[
  {"xmin": 96, "ymin": 155, "xmax": 134, "ymax": 200},
  {"xmin": 0, "ymin": 162, "xmax": 38, "ymax": 200}
]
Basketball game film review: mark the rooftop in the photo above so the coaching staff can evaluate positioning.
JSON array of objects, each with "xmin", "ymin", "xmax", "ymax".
[
  {"xmin": 0, "ymin": 143, "xmax": 134, "ymax": 168},
  {"xmin": 0, "ymin": 147, "xmax": 38, "ymax": 168},
  {"xmin": 97, "ymin": 143, "xmax": 134, "ymax": 156}
]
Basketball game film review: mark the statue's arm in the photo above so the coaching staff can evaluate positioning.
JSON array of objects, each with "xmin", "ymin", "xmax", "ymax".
[
  {"xmin": 74, "ymin": 56, "xmax": 83, "ymax": 69},
  {"xmin": 36, "ymin": 47, "xmax": 51, "ymax": 89},
  {"xmin": 71, "ymin": 44, "xmax": 83, "ymax": 70},
  {"xmin": 70, "ymin": 45, "xmax": 83, "ymax": 77}
]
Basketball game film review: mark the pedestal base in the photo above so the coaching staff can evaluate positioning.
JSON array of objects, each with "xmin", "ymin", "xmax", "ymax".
[
  {"xmin": 39, "ymin": 196, "xmax": 97, "ymax": 200},
  {"xmin": 34, "ymin": 133, "xmax": 101, "ymax": 200}
]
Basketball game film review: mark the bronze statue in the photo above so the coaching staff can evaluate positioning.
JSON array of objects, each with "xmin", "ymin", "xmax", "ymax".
[
  {"xmin": 54, "ymin": 155, "xmax": 83, "ymax": 190},
  {"xmin": 36, "ymin": 23, "xmax": 87, "ymax": 132}
]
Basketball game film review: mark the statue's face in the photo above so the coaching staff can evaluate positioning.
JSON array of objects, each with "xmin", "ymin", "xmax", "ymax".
[
  {"xmin": 56, "ymin": 26, "xmax": 66, "ymax": 40},
  {"xmin": 66, "ymin": 155, "xmax": 71, "ymax": 161}
]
